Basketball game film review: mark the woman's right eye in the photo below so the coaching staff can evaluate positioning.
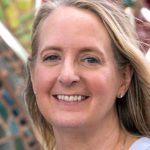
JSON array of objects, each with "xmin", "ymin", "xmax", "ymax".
[{"xmin": 43, "ymin": 55, "xmax": 61, "ymax": 62}]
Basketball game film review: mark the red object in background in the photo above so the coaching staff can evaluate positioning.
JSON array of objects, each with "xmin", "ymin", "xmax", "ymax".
[
  {"xmin": 135, "ymin": 11, "xmax": 150, "ymax": 53},
  {"xmin": 145, "ymin": 0, "xmax": 150, "ymax": 8},
  {"xmin": 42, "ymin": 0, "xmax": 47, "ymax": 3},
  {"xmin": 133, "ymin": 0, "xmax": 150, "ymax": 53}
]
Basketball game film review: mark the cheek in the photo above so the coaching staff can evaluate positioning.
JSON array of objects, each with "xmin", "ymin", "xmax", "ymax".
[
  {"xmin": 85, "ymin": 70, "xmax": 119, "ymax": 97},
  {"xmin": 31, "ymin": 66, "xmax": 58, "ymax": 119},
  {"xmin": 32, "ymin": 66, "xmax": 57, "ymax": 93},
  {"xmin": 89, "ymin": 76, "xmax": 110, "ymax": 96}
]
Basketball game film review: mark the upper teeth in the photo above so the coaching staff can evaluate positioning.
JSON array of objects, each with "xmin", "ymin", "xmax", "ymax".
[{"xmin": 56, "ymin": 95, "xmax": 87, "ymax": 102}]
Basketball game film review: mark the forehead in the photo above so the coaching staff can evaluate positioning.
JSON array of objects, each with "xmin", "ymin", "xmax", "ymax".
[
  {"xmin": 41, "ymin": 6, "xmax": 109, "ymax": 33},
  {"xmin": 39, "ymin": 6, "xmax": 112, "ymax": 52}
]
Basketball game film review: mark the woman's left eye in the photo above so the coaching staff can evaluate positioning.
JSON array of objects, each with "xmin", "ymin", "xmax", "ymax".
[{"xmin": 81, "ymin": 57, "xmax": 100, "ymax": 64}]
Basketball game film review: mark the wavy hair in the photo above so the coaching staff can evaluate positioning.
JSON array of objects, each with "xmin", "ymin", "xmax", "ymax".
[{"xmin": 24, "ymin": 0, "xmax": 150, "ymax": 149}]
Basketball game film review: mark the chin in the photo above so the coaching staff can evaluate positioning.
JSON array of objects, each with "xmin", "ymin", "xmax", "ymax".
[{"xmin": 49, "ymin": 115, "xmax": 87, "ymax": 129}]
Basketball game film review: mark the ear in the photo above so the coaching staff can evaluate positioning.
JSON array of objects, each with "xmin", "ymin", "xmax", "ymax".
[{"xmin": 117, "ymin": 65, "xmax": 133, "ymax": 98}]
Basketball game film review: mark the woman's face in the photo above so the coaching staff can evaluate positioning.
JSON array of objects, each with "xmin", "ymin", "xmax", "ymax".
[{"xmin": 31, "ymin": 7, "xmax": 125, "ymax": 130}]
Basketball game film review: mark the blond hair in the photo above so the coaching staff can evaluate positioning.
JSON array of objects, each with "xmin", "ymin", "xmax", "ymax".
[{"xmin": 24, "ymin": 0, "xmax": 150, "ymax": 149}]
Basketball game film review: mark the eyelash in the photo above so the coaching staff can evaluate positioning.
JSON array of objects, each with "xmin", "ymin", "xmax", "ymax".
[
  {"xmin": 81, "ymin": 56, "xmax": 101, "ymax": 64},
  {"xmin": 43, "ymin": 54, "xmax": 61, "ymax": 62}
]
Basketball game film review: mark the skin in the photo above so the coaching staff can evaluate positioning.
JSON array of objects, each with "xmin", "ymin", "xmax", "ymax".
[{"xmin": 31, "ymin": 6, "xmax": 133, "ymax": 150}]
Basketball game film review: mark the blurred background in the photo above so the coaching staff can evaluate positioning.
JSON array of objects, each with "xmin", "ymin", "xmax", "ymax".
[{"xmin": 0, "ymin": 0, "xmax": 149, "ymax": 150}]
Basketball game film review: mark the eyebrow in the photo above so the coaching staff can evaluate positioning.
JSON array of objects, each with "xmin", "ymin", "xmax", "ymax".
[
  {"xmin": 80, "ymin": 47, "xmax": 101, "ymax": 52},
  {"xmin": 79, "ymin": 47, "xmax": 105, "ymax": 58},
  {"xmin": 41, "ymin": 46, "xmax": 62, "ymax": 52},
  {"xmin": 40, "ymin": 46, "xmax": 62, "ymax": 57}
]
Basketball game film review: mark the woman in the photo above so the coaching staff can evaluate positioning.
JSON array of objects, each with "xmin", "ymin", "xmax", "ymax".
[{"xmin": 24, "ymin": 0, "xmax": 150, "ymax": 150}]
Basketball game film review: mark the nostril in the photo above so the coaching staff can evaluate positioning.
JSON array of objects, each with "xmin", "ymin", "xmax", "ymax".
[
  {"xmin": 58, "ymin": 76, "xmax": 80, "ymax": 86},
  {"xmin": 58, "ymin": 73, "xmax": 80, "ymax": 86}
]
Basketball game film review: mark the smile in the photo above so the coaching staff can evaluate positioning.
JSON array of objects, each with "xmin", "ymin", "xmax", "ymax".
[{"xmin": 53, "ymin": 95, "xmax": 89, "ymax": 102}]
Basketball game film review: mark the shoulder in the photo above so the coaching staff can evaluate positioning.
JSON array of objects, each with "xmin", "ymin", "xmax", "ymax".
[{"xmin": 129, "ymin": 137, "xmax": 150, "ymax": 150}]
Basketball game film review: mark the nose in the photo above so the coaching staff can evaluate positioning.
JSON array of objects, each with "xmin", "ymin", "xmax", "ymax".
[{"xmin": 58, "ymin": 62, "xmax": 80, "ymax": 86}]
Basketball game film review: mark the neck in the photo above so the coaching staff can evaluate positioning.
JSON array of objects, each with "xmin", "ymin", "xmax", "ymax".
[{"xmin": 53, "ymin": 116, "xmax": 125, "ymax": 150}]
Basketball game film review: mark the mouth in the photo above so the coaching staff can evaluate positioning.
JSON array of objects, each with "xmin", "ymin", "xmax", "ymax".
[{"xmin": 53, "ymin": 94, "xmax": 89, "ymax": 102}]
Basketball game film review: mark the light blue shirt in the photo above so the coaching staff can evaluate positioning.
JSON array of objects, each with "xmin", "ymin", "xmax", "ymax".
[{"xmin": 130, "ymin": 137, "xmax": 150, "ymax": 150}]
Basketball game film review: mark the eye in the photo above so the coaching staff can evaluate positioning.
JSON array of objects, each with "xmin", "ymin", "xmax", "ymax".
[
  {"xmin": 81, "ymin": 56, "xmax": 100, "ymax": 64},
  {"xmin": 43, "ymin": 54, "xmax": 61, "ymax": 62}
]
